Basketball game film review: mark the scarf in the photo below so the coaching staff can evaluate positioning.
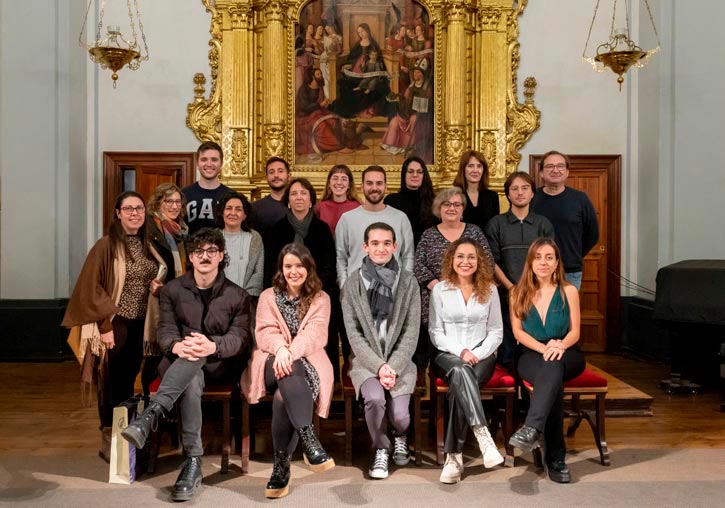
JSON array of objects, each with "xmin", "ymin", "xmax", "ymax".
[
  {"xmin": 155, "ymin": 213, "xmax": 188, "ymax": 277},
  {"xmin": 360, "ymin": 255, "xmax": 399, "ymax": 329},
  {"xmin": 287, "ymin": 209, "xmax": 313, "ymax": 243}
]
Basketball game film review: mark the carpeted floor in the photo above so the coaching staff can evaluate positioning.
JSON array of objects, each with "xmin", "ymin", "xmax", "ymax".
[{"xmin": 2, "ymin": 447, "xmax": 724, "ymax": 507}]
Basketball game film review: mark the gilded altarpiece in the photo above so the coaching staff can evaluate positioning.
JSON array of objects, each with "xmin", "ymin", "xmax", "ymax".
[{"xmin": 187, "ymin": 0, "xmax": 540, "ymax": 199}]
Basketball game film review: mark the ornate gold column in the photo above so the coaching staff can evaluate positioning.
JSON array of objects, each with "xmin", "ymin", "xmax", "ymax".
[
  {"xmin": 261, "ymin": 1, "xmax": 287, "ymax": 162},
  {"xmin": 443, "ymin": 1, "xmax": 469, "ymax": 174}
]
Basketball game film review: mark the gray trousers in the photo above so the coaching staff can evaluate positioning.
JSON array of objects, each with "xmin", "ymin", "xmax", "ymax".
[
  {"xmin": 360, "ymin": 377, "xmax": 410, "ymax": 450},
  {"xmin": 432, "ymin": 351, "xmax": 497, "ymax": 454},
  {"xmin": 152, "ymin": 356, "xmax": 234, "ymax": 457}
]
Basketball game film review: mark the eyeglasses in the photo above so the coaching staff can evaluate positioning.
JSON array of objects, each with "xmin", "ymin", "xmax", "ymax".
[
  {"xmin": 191, "ymin": 247, "xmax": 220, "ymax": 258},
  {"xmin": 120, "ymin": 206, "xmax": 145, "ymax": 215},
  {"xmin": 163, "ymin": 199, "xmax": 183, "ymax": 206},
  {"xmin": 407, "ymin": 169, "xmax": 425, "ymax": 175},
  {"xmin": 543, "ymin": 163, "xmax": 567, "ymax": 171},
  {"xmin": 441, "ymin": 201, "xmax": 464, "ymax": 209}
]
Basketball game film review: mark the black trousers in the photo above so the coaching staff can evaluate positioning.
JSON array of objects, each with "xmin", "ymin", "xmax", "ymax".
[
  {"xmin": 433, "ymin": 351, "xmax": 497, "ymax": 454},
  {"xmin": 497, "ymin": 288, "xmax": 516, "ymax": 368},
  {"xmin": 518, "ymin": 345, "xmax": 585, "ymax": 463},
  {"xmin": 264, "ymin": 356, "xmax": 315, "ymax": 456},
  {"xmin": 98, "ymin": 316, "xmax": 144, "ymax": 428}
]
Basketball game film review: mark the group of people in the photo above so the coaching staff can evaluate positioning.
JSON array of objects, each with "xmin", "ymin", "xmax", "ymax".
[{"xmin": 63, "ymin": 141, "xmax": 599, "ymax": 501}]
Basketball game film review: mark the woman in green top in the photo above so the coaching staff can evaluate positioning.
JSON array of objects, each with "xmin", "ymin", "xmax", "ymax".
[{"xmin": 508, "ymin": 237, "xmax": 585, "ymax": 483}]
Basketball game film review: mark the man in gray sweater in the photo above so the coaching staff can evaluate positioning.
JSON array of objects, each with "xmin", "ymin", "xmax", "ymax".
[
  {"xmin": 335, "ymin": 166, "xmax": 414, "ymax": 288},
  {"xmin": 341, "ymin": 222, "xmax": 420, "ymax": 480}
]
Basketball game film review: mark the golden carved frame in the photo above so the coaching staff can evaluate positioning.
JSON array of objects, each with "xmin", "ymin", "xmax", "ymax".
[{"xmin": 187, "ymin": 0, "xmax": 539, "ymax": 199}]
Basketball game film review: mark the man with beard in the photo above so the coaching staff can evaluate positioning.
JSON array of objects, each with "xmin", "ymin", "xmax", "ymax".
[
  {"xmin": 295, "ymin": 67, "xmax": 349, "ymax": 156},
  {"xmin": 335, "ymin": 166, "xmax": 414, "ymax": 288},
  {"xmin": 251, "ymin": 157, "xmax": 291, "ymax": 238}
]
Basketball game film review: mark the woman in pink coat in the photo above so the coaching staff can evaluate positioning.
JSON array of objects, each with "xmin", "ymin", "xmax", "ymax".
[{"xmin": 241, "ymin": 243, "xmax": 335, "ymax": 498}]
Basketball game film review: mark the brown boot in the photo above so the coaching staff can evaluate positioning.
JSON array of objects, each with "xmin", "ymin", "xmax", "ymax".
[{"xmin": 99, "ymin": 426, "xmax": 112, "ymax": 463}]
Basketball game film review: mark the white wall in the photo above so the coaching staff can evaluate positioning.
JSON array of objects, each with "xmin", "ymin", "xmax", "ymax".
[{"xmin": 1, "ymin": 0, "xmax": 724, "ymax": 300}]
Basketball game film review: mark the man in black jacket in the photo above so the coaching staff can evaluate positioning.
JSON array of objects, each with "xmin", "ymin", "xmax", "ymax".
[{"xmin": 122, "ymin": 228, "xmax": 251, "ymax": 502}]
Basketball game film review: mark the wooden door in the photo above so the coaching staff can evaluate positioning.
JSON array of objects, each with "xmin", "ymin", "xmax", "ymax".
[
  {"xmin": 103, "ymin": 152, "xmax": 196, "ymax": 232},
  {"xmin": 529, "ymin": 155, "xmax": 621, "ymax": 352}
]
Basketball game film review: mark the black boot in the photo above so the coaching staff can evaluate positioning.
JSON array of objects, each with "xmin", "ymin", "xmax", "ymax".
[
  {"xmin": 121, "ymin": 401, "xmax": 164, "ymax": 449},
  {"xmin": 297, "ymin": 424, "xmax": 335, "ymax": 472},
  {"xmin": 171, "ymin": 456, "xmax": 203, "ymax": 502},
  {"xmin": 547, "ymin": 460, "xmax": 571, "ymax": 483},
  {"xmin": 265, "ymin": 450, "xmax": 291, "ymax": 498},
  {"xmin": 508, "ymin": 425, "xmax": 542, "ymax": 453}
]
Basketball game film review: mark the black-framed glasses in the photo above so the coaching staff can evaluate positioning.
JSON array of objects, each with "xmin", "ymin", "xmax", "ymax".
[
  {"xmin": 191, "ymin": 247, "xmax": 220, "ymax": 258},
  {"xmin": 441, "ymin": 201, "xmax": 464, "ymax": 209},
  {"xmin": 120, "ymin": 206, "xmax": 145, "ymax": 215},
  {"xmin": 543, "ymin": 163, "xmax": 567, "ymax": 171}
]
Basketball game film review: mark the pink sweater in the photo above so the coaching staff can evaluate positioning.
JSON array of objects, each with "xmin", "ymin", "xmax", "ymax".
[
  {"xmin": 315, "ymin": 199, "xmax": 360, "ymax": 236},
  {"xmin": 240, "ymin": 288, "xmax": 334, "ymax": 417}
]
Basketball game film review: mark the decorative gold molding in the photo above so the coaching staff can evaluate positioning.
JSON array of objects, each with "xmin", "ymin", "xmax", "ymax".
[{"xmin": 186, "ymin": 0, "xmax": 540, "ymax": 195}]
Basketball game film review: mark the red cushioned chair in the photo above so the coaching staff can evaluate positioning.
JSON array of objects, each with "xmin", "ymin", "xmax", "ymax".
[
  {"xmin": 430, "ymin": 364, "xmax": 517, "ymax": 467},
  {"xmin": 146, "ymin": 377, "xmax": 236, "ymax": 474},
  {"xmin": 342, "ymin": 364, "xmax": 425, "ymax": 466},
  {"xmin": 523, "ymin": 366, "xmax": 610, "ymax": 466}
]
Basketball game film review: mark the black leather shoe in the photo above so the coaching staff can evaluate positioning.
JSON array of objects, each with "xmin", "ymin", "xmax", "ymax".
[
  {"xmin": 121, "ymin": 401, "xmax": 164, "ymax": 449},
  {"xmin": 265, "ymin": 450, "xmax": 291, "ymax": 498},
  {"xmin": 508, "ymin": 425, "xmax": 541, "ymax": 453},
  {"xmin": 547, "ymin": 460, "xmax": 571, "ymax": 483},
  {"xmin": 298, "ymin": 424, "xmax": 335, "ymax": 472},
  {"xmin": 171, "ymin": 456, "xmax": 202, "ymax": 502}
]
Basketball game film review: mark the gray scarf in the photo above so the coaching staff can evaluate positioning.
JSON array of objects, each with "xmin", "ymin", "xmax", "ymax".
[
  {"xmin": 287, "ymin": 209, "xmax": 313, "ymax": 243},
  {"xmin": 360, "ymin": 255, "xmax": 399, "ymax": 328}
]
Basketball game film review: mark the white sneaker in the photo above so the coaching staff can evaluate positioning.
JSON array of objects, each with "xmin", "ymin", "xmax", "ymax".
[
  {"xmin": 368, "ymin": 448, "xmax": 389, "ymax": 479},
  {"xmin": 439, "ymin": 453, "xmax": 463, "ymax": 484},
  {"xmin": 473, "ymin": 425, "xmax": 504, "ymax": 468}
]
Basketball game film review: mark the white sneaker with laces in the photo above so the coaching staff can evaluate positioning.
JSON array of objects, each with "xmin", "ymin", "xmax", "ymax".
[
  {"xmin": 368, "ymin": 448, "xmax": 390, "ymax": 479},
  {"xmin": 439, "ymin": 453, "xmax": 463, "ymax": 484},
  {"xmin": 392, "ymin": 435, "xmax": 410, "ymax": 466},
  {"xmin": 473, "ymin": 425, "xmax": 504, "ymax": 468}
]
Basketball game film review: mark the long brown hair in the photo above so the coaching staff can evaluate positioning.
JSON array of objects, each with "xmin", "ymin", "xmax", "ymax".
[
  {"xmin": 510, "ymin": 237, "xmax": 570, "ymax": 319},
  {"xmin": 272, "ymin": 243, "xmax": 323, "ymax": 320},
  {"xmin": 440, "ymin": 238, "xmax": 494, "ymax": 304},
  {"xmin": 321, "ymin": 165, "xmax": 360, "ymax": 202},
  {"xmin": 453, "ymin": 149, "xmax": 490, "ymax": 192},
  {"xmin": 108, "ymin": 191, "xmax": 152, "ymax": 261}
]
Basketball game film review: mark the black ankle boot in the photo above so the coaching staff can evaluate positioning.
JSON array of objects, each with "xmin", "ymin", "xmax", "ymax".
[
  {"xmin": 297, "ymin": 424, "xmax": 335, "ymax": 472},
  {"xmin": 171, "ymin": 456, "xmax": 202, "ymax": 502},
  {"xmin": 265, "ymin": 451, "xmax": 291, "ymax": 498},
  {"xmin": 121, "ymin": 401, "xmax": 164, "ymax": 449},
  {"xmin": 508, "ymin": 425, "xmax": 542, "ymax": 453}
]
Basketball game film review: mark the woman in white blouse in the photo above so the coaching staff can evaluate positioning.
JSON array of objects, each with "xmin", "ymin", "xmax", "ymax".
[{"xmin": 429, "ymin": 238, "xmax": 504, "ymax": 483}]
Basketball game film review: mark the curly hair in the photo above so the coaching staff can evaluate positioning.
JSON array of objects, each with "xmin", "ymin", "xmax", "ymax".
[
  {"xmin": 146, "ymin": 182, "xmax": 186, "ymax": 218},
  {"xmin": 510, "ymin": 237, "xmax": 570, "ymax": 319},
  {"xmin": 272, "ymin": 243, "xmax": 323, "ymax": 320},
  {"xmin": 440, "ymin": 237, "xmax": 494, "ymax": 303},
  {"xmin": 216, "ymin": 191, "xmax": 253, "ymax": 232},
  {"xmin": 188, "ymin": 227, "xmax": 229, "ymax": 270}
]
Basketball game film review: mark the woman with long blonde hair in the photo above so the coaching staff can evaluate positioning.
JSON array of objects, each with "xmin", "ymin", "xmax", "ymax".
[
  {"xmin": 508, "ymin": 237, "xmax": 585, "ymax": 483},
  {"xmin": 429, "ymin": 238, "xmax": 504, "ymax": 483}
]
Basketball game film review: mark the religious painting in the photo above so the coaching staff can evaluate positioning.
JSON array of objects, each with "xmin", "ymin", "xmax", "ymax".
[{"xmin": 294, "ymin": 0, "xmax": 435, "ymax": 166}]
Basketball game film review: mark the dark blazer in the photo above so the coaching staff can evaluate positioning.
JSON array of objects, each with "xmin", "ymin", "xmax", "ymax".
[
  {"xmin": 263, "ymin": 215, "xmax": 337, "ymax": 295},
  {"xmin": 462, "ymin": 188, "xmax": 501, "ymax": 233},
  {"xmin": 157, "ymin": 271, "xmax": 252, "ymax": 362}
]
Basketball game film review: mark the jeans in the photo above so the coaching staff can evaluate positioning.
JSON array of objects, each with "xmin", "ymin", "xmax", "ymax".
[{"xmin": 565, "ymin": 271, "xmax": 582, "ymax": 290}]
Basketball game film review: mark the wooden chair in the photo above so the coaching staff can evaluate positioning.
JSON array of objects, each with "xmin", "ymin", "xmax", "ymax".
[
  {"xmin": 430, "ymin": 364, "xmax": 517, "ymax": 467},
  {"xmin": 240, "ymin": 394, "xmax": 320, "ymax": 474},
  {"xmin": 342, "ymin": 366, "xmax": 425, "ymax": 466},
  {"xmin": 147, "ymin": 379, "xmax": 235, "ymax": 474},
  {"xmin": 523, "ymin": 366, "xmax": 610, "ymax": 466}
]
